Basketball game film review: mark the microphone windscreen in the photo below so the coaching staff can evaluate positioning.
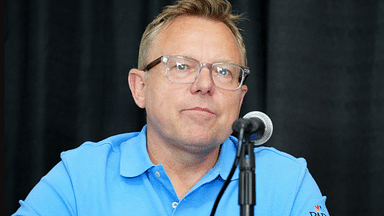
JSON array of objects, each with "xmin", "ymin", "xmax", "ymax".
[{"xmin": 243, "ymin": 111, "xmax": 273, "ymax": 146}]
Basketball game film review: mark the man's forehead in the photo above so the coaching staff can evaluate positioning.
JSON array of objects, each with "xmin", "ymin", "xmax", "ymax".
[{"xmin": 150, "ymin": 15, "xmax": 242, "ymax": 64}]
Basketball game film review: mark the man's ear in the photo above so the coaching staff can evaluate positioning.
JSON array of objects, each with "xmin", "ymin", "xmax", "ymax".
[
  {"xmin": 128, "ymin": 69, "xmax": 146, "ymax": 108},
  {"xmin": 239, "ymin": 84, "xmax": 248, "ymax": 107}
]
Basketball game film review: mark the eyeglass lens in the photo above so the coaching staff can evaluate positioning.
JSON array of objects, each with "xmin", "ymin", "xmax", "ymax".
[{"xmin": 165, "ymin": 56, "xmax": 243, "ymax": 90}]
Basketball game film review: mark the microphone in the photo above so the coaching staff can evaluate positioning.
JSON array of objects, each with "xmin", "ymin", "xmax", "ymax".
[
  {"xmin": 233, "ymin": 111, "xmax": 273, "ymax": 146},
  {"xmin": 212, "ymin": 111, "xmax": 273, "ymax": 216}
]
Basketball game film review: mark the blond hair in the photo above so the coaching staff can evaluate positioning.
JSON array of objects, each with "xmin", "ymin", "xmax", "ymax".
[{"xmin": 137, "ymin": 0, "xmax": 247, "ymax": 70}]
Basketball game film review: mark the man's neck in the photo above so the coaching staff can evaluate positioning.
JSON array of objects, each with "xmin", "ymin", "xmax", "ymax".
[{"xmin": 146, "ymin": 131, "xmax": 221, "ymax": 199}]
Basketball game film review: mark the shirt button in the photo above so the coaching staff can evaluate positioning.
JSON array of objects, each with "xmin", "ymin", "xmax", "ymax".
[
  {"xmin": 155, "ymin": 171, "xmax": 161, "ymax": 177},
  {"xmin": 172, "ymin": 202, "xmax": 178, "ymax": 208}
]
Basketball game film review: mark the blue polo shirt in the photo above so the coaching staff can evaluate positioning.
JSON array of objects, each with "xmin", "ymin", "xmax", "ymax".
[{"xmin": 14, "ymin": 125, "xmax": 329, "ymax": 215}]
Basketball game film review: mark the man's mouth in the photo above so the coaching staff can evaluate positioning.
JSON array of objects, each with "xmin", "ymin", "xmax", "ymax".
[
  {"xmin": 189, "ymin": 107, "xmax": 214, "ymax": 114},
  {"xmin": 181, "ymin": 107, "xmax": 217, "ymax": 118}
]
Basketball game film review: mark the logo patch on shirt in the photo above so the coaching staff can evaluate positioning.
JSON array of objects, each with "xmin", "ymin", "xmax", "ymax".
[{"xmin": 309, "ymin": 205, "xmax": 328, "ymax": 216}]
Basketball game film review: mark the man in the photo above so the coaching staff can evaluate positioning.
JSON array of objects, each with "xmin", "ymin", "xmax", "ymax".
[{"xmin": 14, "ymin": 0, "xmax": 329, "ymax": 215}]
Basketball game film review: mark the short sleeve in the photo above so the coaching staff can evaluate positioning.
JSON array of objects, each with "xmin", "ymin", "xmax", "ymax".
[
  {"xmin": 290, "ymin": 168, "xmax": 330, "ymax": 216},
  {"xmin": 13, "ymin": 162, "xmax": 76, "ymax": 216}
]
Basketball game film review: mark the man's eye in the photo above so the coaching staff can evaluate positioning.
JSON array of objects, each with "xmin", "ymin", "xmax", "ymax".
[
  {"xmin": 176, "ymin": 63, "xmax": 188, "ymax": 70},
  {"xmin": 217, "ymin": 67, "xmax": 230, "ymax": 76}
]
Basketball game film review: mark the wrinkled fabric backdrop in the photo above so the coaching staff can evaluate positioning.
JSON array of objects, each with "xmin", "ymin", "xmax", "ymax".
[{"xmin": 5, "ymin": 0, "xmax": 384, "ymax": 215}]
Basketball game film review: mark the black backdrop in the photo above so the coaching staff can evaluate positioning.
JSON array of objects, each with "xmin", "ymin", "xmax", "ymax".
[{"xmin": 5, "ymin": 0, "xmax": 384, "ymax": 215}]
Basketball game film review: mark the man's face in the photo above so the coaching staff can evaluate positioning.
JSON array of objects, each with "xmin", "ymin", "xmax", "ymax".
[{"xmin": 133, "ymin": 16, "xmax": 247, "ymax": 152}]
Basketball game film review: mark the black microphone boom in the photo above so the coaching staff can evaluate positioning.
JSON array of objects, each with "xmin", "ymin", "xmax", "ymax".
[
  {"xmin": 211, "ymin": 111, "xmax": 273, "ymax": 216},
  {"xmin": 232, "ymin": 116, "xmax": 265, "ymax": 135},
  {"xmin": 235, "ymin": 111, "xmax": 273, "ymax": 216}
]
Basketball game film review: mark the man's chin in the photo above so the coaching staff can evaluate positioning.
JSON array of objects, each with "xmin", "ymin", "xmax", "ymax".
[{"xmin": 173, "ymin": 133, "xmax": 225, "ymax": 152}]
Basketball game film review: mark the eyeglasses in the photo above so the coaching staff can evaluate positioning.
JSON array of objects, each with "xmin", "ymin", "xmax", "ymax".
[{"xmin": 143, "ymin": 56, "xmax": 250, "ymax": 90}]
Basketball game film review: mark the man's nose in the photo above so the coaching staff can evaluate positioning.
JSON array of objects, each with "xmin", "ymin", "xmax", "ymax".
[{"xmin": 190, "ymin": 67, "xmax": 215, "ymax": 95}]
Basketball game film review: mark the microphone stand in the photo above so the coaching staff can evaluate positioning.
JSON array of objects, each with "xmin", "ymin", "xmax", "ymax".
[
  {"xmin": 211, "ymin": 113, "xmax": 270, "ymax": 216},
  {"xmin": 237, "ymin": 127, "xmax": 255, "ymax": 216}
]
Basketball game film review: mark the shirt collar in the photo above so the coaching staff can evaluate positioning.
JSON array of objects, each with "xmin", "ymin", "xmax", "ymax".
[
  {"xmin": 210, "ymin": 136, "xmax": 239, "ymax": 181},
  {"xmin": 120, "ymin": 125, "xmax": 239, "ymax": 181},
  {"xmin": 120, "ymin": 125, "xmax": 154, "ymax": 178}
]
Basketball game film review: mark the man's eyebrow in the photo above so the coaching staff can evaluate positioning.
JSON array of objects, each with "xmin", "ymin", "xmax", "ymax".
[{"xmin": 175, "ymin": 55, "xmax": 242, "ymax": 65}]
